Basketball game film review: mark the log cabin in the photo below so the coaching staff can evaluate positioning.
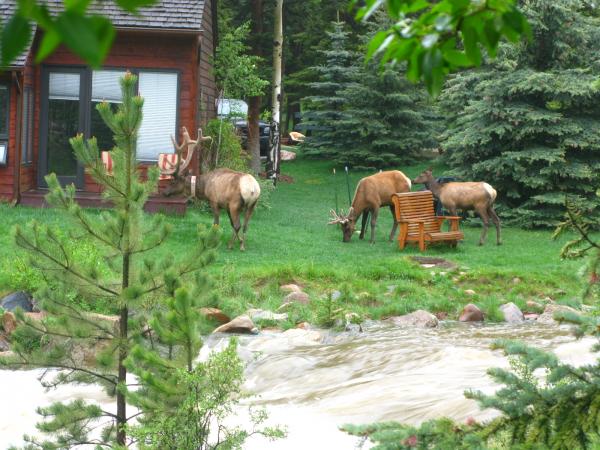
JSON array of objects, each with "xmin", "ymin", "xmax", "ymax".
[{"xmin": 0, "ymin": 0, "xmax": 218, "ymax": 214}]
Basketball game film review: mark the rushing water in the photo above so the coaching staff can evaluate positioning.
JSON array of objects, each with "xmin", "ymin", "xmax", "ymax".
[{"xmin": 1, "ymin": 321, "xmax": 596, "ymax": 449}]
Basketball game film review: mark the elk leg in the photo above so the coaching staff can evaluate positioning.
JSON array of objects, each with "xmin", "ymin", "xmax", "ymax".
[
  {"xmin": 477, "ymin": 208, "xmax": 490, "ymax": 246},
  {"xmin": 227, "ymin": 208, "xmax": 242, "ymax": 250},
  {"xmin": 211, "ymin": 202, "xmax": 221, "ymax": 226},
  {"xmin": 489, "ymin": 207, "xmax": 502, "ymax": 245},
  {"xmin": 240, "ymin": 203, "xmax": 257, "ymax": 251},
  {"xmin": 388, "ymin": 205, "xmax": 398, "ymax": 242},
  {"xmin": 359, "ymin": 211, "xmax": 369, "ymax": 240},
  {"xmin": 370, "ymin": 208, "xmax": 379, "ymax": 244}
]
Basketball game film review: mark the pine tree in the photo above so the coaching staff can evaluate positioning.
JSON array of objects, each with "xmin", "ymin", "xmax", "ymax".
[
  {"xmin": 335, "ymin": 20, "xmax": 437, "ymax": 170},
  {"xmin": 441, "ymin": 0, "xmax": 600, "ymax": 228},
  {"xmin": 0, "ymin": 73, "xmax": 220, "ymax": 448},
  {"xmin": 301, "ymin": 21, "xmax": 356, "ymax": 158}
]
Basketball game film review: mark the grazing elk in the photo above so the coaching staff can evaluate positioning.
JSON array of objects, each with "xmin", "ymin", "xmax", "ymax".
[
  {"xmin": 162, "ymin": 127, "xmax": 261, "ymax": 251},
  {"xmin": 412, "ymin": 169, "xmax": 501, "ymax": 246},
  {"xmin": 329, "ymin": 170, "xmax": 412, "ymax": 243}
]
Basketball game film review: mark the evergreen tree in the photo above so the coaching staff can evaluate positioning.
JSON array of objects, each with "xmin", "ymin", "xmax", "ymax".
[
  {"xmin": 0, "ymin": 73, "xmax": 220, "ymax": 448},
  {"xmin": 334, "ymin": 15, "xmax": 437, "ymax": 170},
  {"xmin": 441, "ymin": 0, "xmax": 600, "ymax": 228},
  {"xmin": 301, "ymin": 21, "xmax": 356, "ymax": 158}
]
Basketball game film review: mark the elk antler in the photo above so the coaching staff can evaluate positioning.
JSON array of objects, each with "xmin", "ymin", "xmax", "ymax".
[
  {"xmin": 163, "ymin": 127, "xmax": 199, "ymax": 177},
  {"xmin": 328, "ymin": 209, "xmax": 351, "ymax": 225}
]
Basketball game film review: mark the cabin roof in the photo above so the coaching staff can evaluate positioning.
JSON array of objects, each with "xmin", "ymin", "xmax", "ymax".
[{"xmin": 1, "ymin": 0, "xmax": 206, "ymax": 68}]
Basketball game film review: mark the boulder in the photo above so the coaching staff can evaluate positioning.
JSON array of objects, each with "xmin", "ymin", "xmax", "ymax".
[
  {"xmin": 537, "ymin": 304, "xmax": 579, "ymax": 325},
  {"xmin": 500, "ymin": 303, "xmax": 524, "ymax": 323},
  {"xmin": 247, "ymin": 309, "xmax": 288, "ymax": 322},
  {"xmin": 213, "ymin": 315, "xmax": 258, "ymax": 334},
  {"xmin": 280, "ymin": 284, "xmax": 302, "ymax": 293},
  {"xmin": 281, "ymin": 328, "xmax": 323, "ymax": 345},
  {"xmin": 284, "ymin": 291, "xmax": 310, "ymax": 305},
  {"xmin": 296, "ymin": 322, "xmax": 311, "ymax": 330},
  {"xmin": 200, "ymin": 307, "xmax": 231, "ymax": 324},
  {"xmin": 386, "ymin": 310, "xmax": 439, "ymax": 328},
  {"xmin": 1, "ymin": 291, "xmax": 33, "ymax": 312},
  {"xmin": 524, "ymin": 313, "xmax": 539, "ymax": 321},
  {"xmin": 280, "ymin": 149, "xmax": 297, "ymax": 161},
  {"xmin": 2, "ymin": 312, "xmax": 17, "ymax": 335},
  {"xmin": 0, "ymin": 335, "xmax": 9, "ymax": 352},
  {"xmin": 459, "ymin": 304, "xmax": 484, "ymax": 322}
]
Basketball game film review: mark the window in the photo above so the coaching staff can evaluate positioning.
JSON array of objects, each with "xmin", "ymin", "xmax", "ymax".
[
  {"xmin": 21, "ymin": 87, "xmax": 34, "ymax": 164},
  {"xmin": 91, "ymin": 70, "xmax": 125, "ymax": 152},
  {"xmin": 0, "ymin": 84, "xmax": 9, "ymax": 166},
  {"xmin": 137, "ymin": 72, "xmax": 178, "ymax": 161}
]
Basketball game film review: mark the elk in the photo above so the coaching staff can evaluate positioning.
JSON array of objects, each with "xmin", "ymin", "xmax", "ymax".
[
  {"xmin": 412, "ymin": 169, "xmax": 501, "ymax": 246},
  {"xmin": 329, "ymin": 170, "xmax": 412, "ymax": 243},
  {"xmin": 162, "ymin": 127, "xmax": 261, "ymax": 251}
]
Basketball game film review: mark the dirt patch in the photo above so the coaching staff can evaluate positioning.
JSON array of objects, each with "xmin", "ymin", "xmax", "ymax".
[
  {"xmin": 410, "ymin": 256, "xmax": 458, "ymax": 270},
  {"xmin": 258, "ymin": 172, "xmax": 295, "ymax": 184}
]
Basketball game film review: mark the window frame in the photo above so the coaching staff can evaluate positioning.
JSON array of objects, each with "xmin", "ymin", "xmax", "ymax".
[
  {"xmin": 0, "ymin": 83, "xmax": 10, "ymax": 167},
  {"xmin": 21, "ymin": 87, "xmax": 34, "ymax": 165}
]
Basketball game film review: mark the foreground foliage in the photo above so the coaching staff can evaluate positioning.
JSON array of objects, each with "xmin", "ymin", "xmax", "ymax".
[{"xmin": 0, "ymin": 74, "xmax": 263, "ymax": 449}]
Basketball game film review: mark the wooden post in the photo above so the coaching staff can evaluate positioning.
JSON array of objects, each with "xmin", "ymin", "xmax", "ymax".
[{"xmin": 268, "ymin": 0, "xmax": 283, "ymax": 184}]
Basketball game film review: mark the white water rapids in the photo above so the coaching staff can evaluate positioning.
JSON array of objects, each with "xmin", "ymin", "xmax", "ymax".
[{"xmin": 1, "ymin": 322, "xmax": 596, "ymax": 449}]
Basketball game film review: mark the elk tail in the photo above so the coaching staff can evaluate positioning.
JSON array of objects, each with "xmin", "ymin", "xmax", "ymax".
[
  {"xmin": 240, "ymin": 174, "xmax": 261, "ymax": 207},
  {"xmin": 482, "ymin": 183, "xmax": 497, "ymax": 202}
]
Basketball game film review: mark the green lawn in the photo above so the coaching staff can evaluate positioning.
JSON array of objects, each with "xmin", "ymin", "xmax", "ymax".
[{"xmin": 0, "ymin": 153, "xmax": 586, "ymax": 326}]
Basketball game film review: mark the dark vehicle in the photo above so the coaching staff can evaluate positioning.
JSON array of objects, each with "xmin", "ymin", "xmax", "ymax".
[
  {"xmin": 233, "ymin": 120, "xmax": 270, "ymax": 157},
  {"xmin": 421, "ymin": 176, "xmax": 461, "ymax": 216}
]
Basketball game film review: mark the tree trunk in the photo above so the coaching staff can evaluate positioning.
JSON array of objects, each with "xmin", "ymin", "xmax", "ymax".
[
  {"xmin": 248, "ymin": 0, "xmax": 263, "ymax": 175},
  {"xmin": 268, "ymin": 0, "xmax": 283, "ymax": 182}
]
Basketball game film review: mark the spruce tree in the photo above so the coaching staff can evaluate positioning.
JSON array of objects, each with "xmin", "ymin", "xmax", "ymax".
[
  {"xmin": 440, "ymin": 0, "xmax": 600, "ymax": 228},
  {"xmin": 335, "ymin": 16, "xmax": 437, "ymax": 170},
  {"xmin": 301, "ymin": 21, "xmax": 356, "ymax": 158},
  {"xmin": 0, "ymin": 73, "xmax": 220, "ymax": 448}
]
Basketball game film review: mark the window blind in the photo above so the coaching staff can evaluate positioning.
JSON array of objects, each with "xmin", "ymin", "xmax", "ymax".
[
  {"xmin": 137, "ymin": 72, "xmax": 178, "ymax": 161},
  {"xmin": 49, "ymin": 73, "xmax": 80, "ymax": 101},
  {"xmin": 92, "ymin": 70, "xmax": 124, "ymax": 103}
]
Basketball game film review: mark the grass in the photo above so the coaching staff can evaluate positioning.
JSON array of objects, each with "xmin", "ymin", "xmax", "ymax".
[{"xmin": 0, "ymin": 151, "xmax": 588, "ymax": 326}]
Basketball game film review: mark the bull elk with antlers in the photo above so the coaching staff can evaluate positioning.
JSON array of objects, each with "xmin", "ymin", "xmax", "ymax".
[
  {"xmin": 162, "ymin": 127, "xmax": 261, "ymax": 251},
  {"xmin": 329, "ymin": 170, "xmax": 412, "ymax": 243}
]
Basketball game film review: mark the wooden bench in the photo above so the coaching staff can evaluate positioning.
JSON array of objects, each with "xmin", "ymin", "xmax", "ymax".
[{"xmin": 391, "ymin": 191, "xmax": 464, "ymax": 251}]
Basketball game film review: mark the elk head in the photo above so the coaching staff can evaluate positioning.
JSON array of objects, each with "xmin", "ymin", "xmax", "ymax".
[
  {"xmin": 412, "ymin": 168, "xmax": 435, "ymax": 185},
  {"xmin": 162, "ymin": 126, "xmax": 212, "ymax": 197},
  {"xmin": 329, "ymin": 208, "xmax": 355, "ymax": 243}
]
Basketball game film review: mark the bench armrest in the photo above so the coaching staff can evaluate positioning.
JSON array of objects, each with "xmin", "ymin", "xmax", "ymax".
[{"xmin": 435, "ymin": 216, "xmax": 461, "ymax": 220}]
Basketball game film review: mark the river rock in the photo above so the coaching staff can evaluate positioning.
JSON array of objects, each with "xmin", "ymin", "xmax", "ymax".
[
  {"xmin": 0, "ymin": 335, "xmax": 9, "ymax": 352},
  {"xmin": 1, "ymin": 291, "xmax": 33, "ymax": 312},
  {"xmin": 247, "ymin": 309, "xmax": 288, "ymax": 322},
  {"xmin": 280, "ymin": 284, "xmax": 302, "ymax": 293},
  {"xmin": 2, "ymin": 312, "xmax": 17, "ymax": 335},
  {"xmin": 284, "ymin": 291, "xmax": 310, "ymax": 305},
  {"xmin": 281, "ymin": 328, "xmax": 323, "ymax": 345},
  {"xmin": 500, "ymin": 303, "xmax": 524, "ymax": 323},
  {"xmin": 213, "ymin": 315, "xmax": 258, "ymax": 334},
  {"xmin": 537, "ymin": 304, "xmax": 579, "ymax": 325},
  {"xmin": 386, "ymin": 310, "xmax": 439, "ymax": 328},
  {"xmin": 459, "ymin": 304, "xmax": 484, "ymax": 322},
  {"xmin": 464, "ymin": 289, "xmax": 476, "ymax": 296},
  {"xmin": 524, "ymin": 313, "xmax": 539, "ymax": 321},
  {"xmin": 200, "ymin": 307, "xmax": 231, "ymax": 324}
]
